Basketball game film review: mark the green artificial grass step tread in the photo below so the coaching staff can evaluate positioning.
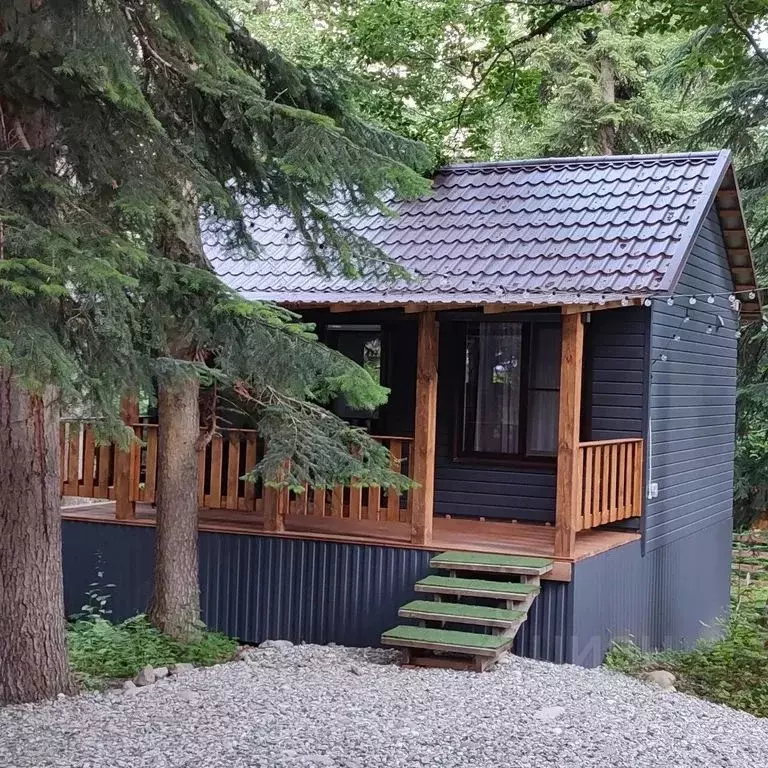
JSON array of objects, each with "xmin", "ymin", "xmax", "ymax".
[
  {"xmin": 431, "ymin": 551, "xmax": 553, "ymax": 572},
  {"xmin": 381, "ymin": 625, "xmax": 512, "ymax": 651},
  {"xmin": 400, "ymin": 600, "xmax": 524, "ymax": 623},
  {"xmin": 416, "ymin": 575, "xmax": 539, "ymax": 594}
]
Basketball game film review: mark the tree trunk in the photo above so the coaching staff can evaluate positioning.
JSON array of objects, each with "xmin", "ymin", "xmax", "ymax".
[
  {"xmin": 147, "ymin": 375, "xmax": 202, "ymax": 641},
  {"xmin": 0, "ymin": 370, "xmax": 73, "ymax": 704},
  {"xmin": 597, "ymin": 1, "xmax": 616, "ymax": 155}
]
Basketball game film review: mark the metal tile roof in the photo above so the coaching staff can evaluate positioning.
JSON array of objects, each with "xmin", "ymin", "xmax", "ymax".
[{"xmin": 205, "ymin": 150, "xmax": 757, "ymax": 310}]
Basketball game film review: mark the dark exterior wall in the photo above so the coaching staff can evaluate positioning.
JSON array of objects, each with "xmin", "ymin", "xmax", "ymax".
[
  {"xmin": 434, "ymin": 321, "xmax": 557, "ymax": 522},
  {"xmin": 62, "ymin": 520, "xmax": 571, "ymax": 661},
  {"xmin": 646, "ymin": 205, "xmax": 737, "ymax": 551},
  {"xmin": 584, "ymin": 306, "xmax": 649, "ymax": 441},
  {"xmin": 570, "ymin": 516, "xmax": 732, "ymax": 666}
]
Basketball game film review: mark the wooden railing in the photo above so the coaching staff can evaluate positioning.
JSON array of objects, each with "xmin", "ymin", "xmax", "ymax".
[
  {"xmin": 59, "ymin": 421, "xmax": 413, "ymax": 524},
  {"xmin": 576, "ymin": 437, "xmax": 644, "ymax": 531}
]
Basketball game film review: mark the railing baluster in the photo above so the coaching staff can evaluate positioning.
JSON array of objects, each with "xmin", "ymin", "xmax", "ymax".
[
  {"xmin": 583, "ymin": 446, "xmax": 593, "ymax": 530},
  {"xmin": 349, "ymin": 480, "xmax": 362, "ymax": 520},
  {"xmin": 225, "ymin": 433, "xmax": 240, "ymax": 510},
  {"xmin": 206, "ymin": 435, "xmax": 223, "ymax": 508},
  {"xmin": 312, "ymin": 487, "xmax": 326, "ymax": 516},
  {"xmin": 243, "ymin": 435, "xmax": 257, "ymax": 512},
  {"xmin": 368, "ymin": 485, "xmax": 381, "ymax": 521},
  {"xmin": 386, "ymin": 438, "xmax": 402, "ymax": 522},
  {"xmin": 331, "ymin": 485, "xmax": 343, "ymax": 518},
  {"xmin": 67, "ymin": 424, "xmax": 80, "ymax": 491}
]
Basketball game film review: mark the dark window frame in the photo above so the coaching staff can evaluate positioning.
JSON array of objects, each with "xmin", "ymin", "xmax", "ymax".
[{"xmin": 454, "ymin": 320, "xmax": 560, "ymax": 467}]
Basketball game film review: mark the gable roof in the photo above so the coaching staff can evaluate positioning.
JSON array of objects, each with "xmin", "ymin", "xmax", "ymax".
[{"xmin": 206, "ymin": 150, "xmax": 760, "ymax": 319}]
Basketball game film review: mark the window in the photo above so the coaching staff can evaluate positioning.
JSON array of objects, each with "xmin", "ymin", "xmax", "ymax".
[
  {"xmin": 325, "ymin": 324, "xmax": 383, "ymax": 422},
  {"xmin": 460, "ymin": 322, "xmax": 561, "ymax": 459}
]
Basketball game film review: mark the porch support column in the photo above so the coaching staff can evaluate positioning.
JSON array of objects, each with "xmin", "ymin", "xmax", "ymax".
[
  {"xmin": 410, "ymin": 310, "xmax": 439, "ymax": 546},
  {"xmin": 114, "ymin": 394, "xmax": 138, "ymax": 520},
  {"xmin": 555, "ymin": 312, "xmax": 585, "ymax": 559}
]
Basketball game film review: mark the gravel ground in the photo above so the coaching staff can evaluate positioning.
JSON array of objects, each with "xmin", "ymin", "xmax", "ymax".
[{"xmin": 2, "ymin": 644, "xmax": 767, "ymax": 768}]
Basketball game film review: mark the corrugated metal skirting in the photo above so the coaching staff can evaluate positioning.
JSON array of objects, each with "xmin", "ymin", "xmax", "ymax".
[
  {"xmin": 62, "ymin": 520, "xmax": 572, "ymax": 662},
  {"xmin": 570, "ymin": 518, "xmax": 732, "ymax": 666}
]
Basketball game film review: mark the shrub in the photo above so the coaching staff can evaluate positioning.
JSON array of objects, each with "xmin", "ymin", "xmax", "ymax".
[
  {"xmin": 605, "ymin": 613, "xmax": 768, "ymax": 717},
  {"xmin": 67, "ymin": 615, "xmax": 238, "ymax": 689}
]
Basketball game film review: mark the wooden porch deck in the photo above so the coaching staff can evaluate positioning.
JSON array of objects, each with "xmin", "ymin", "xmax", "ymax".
[{"xmin": 61, "ymin": 501, "xmax": 640, "ymax": 581}]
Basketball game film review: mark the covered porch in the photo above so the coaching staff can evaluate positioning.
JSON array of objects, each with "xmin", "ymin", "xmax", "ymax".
[{"xmin": 60, "ymin": 303, "xmax": 645, "ymax": 580}]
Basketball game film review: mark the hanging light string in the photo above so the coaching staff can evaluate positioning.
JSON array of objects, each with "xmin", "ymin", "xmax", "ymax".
[
  {"xmin": 507, "ymin": 284, "xmax": 766, "ymax": 305},
  {"xmin": 648, "ymin": 289, "xmax": 746, "ymax": 367}
]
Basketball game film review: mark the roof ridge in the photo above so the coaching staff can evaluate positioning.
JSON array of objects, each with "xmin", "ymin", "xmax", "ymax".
[{"xmin": 437, "ymin": 150, "xmax": 730, "ymax": 174}]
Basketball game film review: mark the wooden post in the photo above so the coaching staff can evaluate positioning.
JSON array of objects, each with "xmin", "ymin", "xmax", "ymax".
[
  {"xmin": 410, "ymin": 311, "xmax": 439, "ymax": 546},
  {"xmin": 114, "ymin": 394, "xmax": 138, "ymax": 520},
  {"xmin": 555, "ymin": 312, "xmax": 585, "ymax": 559}
]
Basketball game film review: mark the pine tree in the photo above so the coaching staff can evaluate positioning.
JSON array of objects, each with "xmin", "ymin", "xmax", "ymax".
[{"xmin": 0, "ymin": 0, "xmax": 430, "ymax": 698}]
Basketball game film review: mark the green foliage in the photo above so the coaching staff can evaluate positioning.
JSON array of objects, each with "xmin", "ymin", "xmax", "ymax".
[
  {"xmin": 237, "ymin": 0, "xmax": 613, "ymax": 160},
  {"xmin": 68, "ymin": 615, "xmax": 237, "ymax": 689},
  {"xmin": 1, "ymin": 0, "xmax": 434, "ymax": 488},
  {"xmin": 240, "ymin": 1, "xmax": 710, "ymax": 161},
  {"xmin": 496, "ymin": 9, "xmax": 709, "ymax": 158}
]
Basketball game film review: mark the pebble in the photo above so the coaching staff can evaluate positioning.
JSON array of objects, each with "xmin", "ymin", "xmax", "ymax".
[{"xmin": 0, "ymin": 645, "xmax": 766, "ymax": 767}]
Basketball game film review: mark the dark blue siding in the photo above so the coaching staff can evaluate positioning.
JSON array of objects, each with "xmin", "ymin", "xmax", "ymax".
[
  {"xmin": 646, "ymin": 205, "xmax": 737, "ymax": 551},
  {"xmin": 570, "ymin": 517, "xmax": 732, "ymax": 666},
  {"xmin": 585, "ymin": 306, "xmax": 648, "ymax": 441},
  {"xmin": 62, "ymin": 520, "xmax": 572, "ymax": 660}
]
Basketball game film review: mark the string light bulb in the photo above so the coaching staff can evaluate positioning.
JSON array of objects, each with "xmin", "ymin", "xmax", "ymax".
[
  {"xmin": 706, "ymin": 325, "xmax": 714, "ymax": 334},
  {"xmin": 689, "ymin": 296, "xmax": 697, "ymax": 305},
  {"xmin": 707, "ymin": 295, "xmax": 715, "ymax": 304},
  {"xmin": 643, "ymin": 298, "xmax": 652, "ymax": 307},
  {"xmin": 736, "ymin": 330, "xmax": 742, "ymax": 339},
  {"xmin": 673, "ymin": 334, "xmax": 681, "ymax": 341},
  {"xmin": 749, "ymin": 291, "xmax": 756, "ymax": 299},
  {"xmin": 621, "ymin": 296, "xmax": 629, "ymax": 307},
  {"xmin": 660, "ymin": 354, "xmax": 668, "ymax": 362}
]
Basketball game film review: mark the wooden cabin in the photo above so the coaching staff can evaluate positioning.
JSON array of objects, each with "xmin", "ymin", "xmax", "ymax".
[{"xmin": 61, "ymin": 151, "xmax": 759, "ymax": 666}]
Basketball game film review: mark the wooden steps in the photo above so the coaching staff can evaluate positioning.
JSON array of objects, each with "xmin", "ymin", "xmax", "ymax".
[
  {"xmin": 430, "ymin": 550, "xmax": 553, "ymax": 576},
  {"xmin": 381, "ymin": 550, "xmax": 553, "ymax": 672},
  {"xmin": 415, "ymin": 575, "xmax": 539, "ymax": 602},
  {"xmin": 381, "ymin": 625, "xmax": 513, "ymax": 656},
  {"xmin": 399, "ymin": 600, "xmax": 524, "ymax": 628}
]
